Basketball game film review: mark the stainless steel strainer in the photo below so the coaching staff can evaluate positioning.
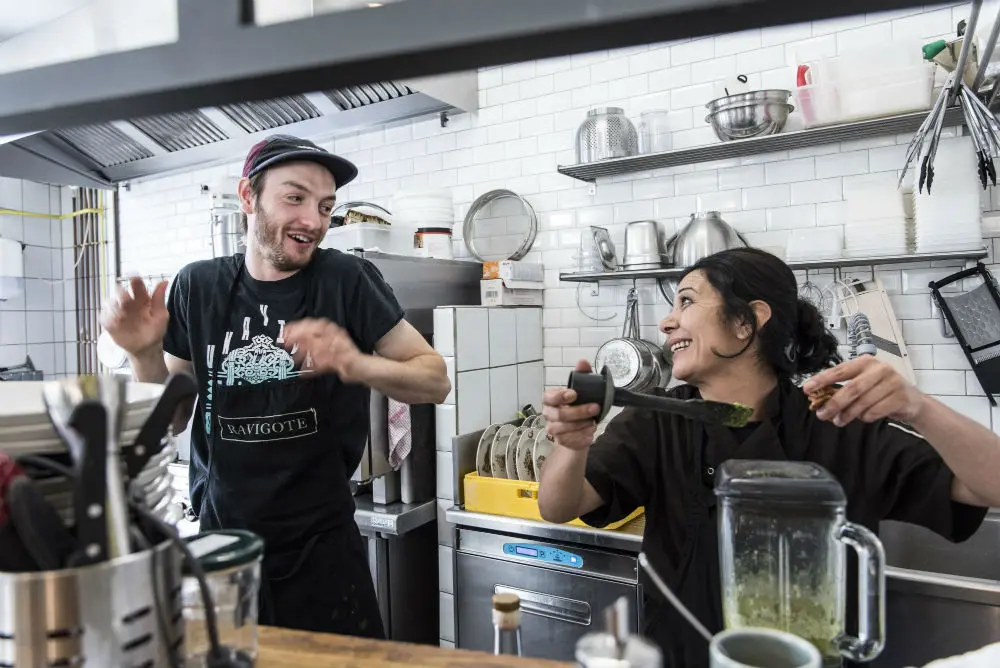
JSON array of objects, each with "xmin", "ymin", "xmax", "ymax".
[{"xmin": 575, "ymin": 107, "xmax": 639, "ymax": 163}]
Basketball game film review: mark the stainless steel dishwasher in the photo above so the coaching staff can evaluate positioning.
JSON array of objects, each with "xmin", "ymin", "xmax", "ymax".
[{"xmin": 454, "ymin": 527, "xmax": 642, "ymax": 660}]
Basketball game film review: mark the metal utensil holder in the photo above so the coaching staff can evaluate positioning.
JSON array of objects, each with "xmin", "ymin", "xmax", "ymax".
[{"xmin": 0, "ymin": 539, "xmax": 184, "ymax": 667}]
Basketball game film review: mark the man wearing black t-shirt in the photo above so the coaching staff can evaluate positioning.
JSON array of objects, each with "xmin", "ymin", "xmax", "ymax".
[{"xmin": 101, "ymin": 134, "xmax": 450, "ymax": 638}]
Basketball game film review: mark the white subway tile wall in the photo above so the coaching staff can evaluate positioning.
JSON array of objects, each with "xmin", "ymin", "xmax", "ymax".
[
  {"xmin": 114, "ymin": 6, "xmax": 1000, "ymax": 439},
  {"xmin": 0, "ymin": 178, "xmax": 77, "ymax": 377}
]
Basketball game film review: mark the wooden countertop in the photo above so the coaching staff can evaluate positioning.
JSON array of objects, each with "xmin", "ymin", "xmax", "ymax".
[{"xmin": 258, "ymin": 626, "xmax": 570, "ymax": 667}]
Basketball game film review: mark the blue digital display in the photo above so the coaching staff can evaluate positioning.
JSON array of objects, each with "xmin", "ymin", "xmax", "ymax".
[{"xmin": 503, "ymin": 543, "xmax": 584, "ymax": 568}]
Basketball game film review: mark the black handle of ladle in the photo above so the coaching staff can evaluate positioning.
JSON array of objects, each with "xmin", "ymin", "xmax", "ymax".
[{"xmin": 567, "ymin": 368, "xmax": 615, "ymax": 422}]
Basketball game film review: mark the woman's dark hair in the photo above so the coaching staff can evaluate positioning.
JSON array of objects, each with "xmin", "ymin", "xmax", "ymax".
[{"xmin": 680, "ymin": 247, "xmax": 841, "ymax": 377}]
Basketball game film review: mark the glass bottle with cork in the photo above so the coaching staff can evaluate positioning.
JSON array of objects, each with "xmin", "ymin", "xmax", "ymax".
[{"xmin": 492, "ymin": 593, "xmax": 523, "ymax": 656}]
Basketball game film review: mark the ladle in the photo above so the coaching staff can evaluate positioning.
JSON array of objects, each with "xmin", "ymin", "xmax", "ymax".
[{"xmin": 568, "ymin": 367, "xmax": 753, "ymax": 427}]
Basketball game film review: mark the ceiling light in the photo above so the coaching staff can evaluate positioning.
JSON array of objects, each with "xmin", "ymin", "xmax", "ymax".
[{"xmin": 367, "ymin": 2, "xmax": 384, "ymax": 6}]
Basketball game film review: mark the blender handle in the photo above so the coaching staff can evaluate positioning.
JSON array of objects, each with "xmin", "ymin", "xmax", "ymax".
[{"xmin": 836, "ymin": 521, "xmax": 886, "ymax": 663}]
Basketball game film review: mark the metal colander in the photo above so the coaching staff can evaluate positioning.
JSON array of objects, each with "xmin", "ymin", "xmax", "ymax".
[{"xmin": 575, "ymin": 107, "xmax": 639, "ymax": 164}]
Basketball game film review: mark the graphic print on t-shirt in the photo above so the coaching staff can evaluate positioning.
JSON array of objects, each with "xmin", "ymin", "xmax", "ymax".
[{"xmin": 204, "ymin": 301, "xmax": 315, "ymax": 437}]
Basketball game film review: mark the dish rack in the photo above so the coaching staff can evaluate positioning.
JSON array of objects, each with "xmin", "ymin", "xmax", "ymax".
[{"xmin": 463, "ymin": 471, "xmax": 644, "ymax": 530}]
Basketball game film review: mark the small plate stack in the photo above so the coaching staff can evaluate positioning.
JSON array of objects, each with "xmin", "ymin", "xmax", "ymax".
[
  {"xmin": 391, "ymin": 189, "xmax": 455, "ymax": 229},
  {"xmin": 914, "ymin": 137, "xmax": 984, "ymax": 253},
  {"xmin": 844, "ymin": 181, "xmax": 910, "ymax": 257}
]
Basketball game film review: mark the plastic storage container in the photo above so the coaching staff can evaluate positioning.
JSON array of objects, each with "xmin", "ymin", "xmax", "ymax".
[
  {"xmin": 322, "ymin": 222, "xmax": 414, "ymax": 256},
  {"xmin": 463, "ymin": 471, "xmax": 643, "ymax": 529},
  {"xmin": 792, "ymin": 60, "xmax": 935, "ymax": 128},
  {"xmin": 182, "ymin": 530, "xmax": 264, "ymax": 668}
]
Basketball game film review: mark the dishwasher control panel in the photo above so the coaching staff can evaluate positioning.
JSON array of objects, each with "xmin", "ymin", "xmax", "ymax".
[{"xmin": 503, "ymin": 542, "xmax": 583, "ymax": 568}]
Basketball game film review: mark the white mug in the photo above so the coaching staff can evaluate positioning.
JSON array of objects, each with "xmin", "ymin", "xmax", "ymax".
[{"xmin": 710, "ymin": 628, "xmax": 822, "ymax": 668}]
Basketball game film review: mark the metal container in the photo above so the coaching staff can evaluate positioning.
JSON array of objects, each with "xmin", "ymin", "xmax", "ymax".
[
  {"xmin": 0, "ymin": 540, "xmax": 184, "ymax": 667},
  {"xmin": 211, "ymin": 209, "xmax": 246, "ymax": 258},
  {"xmin": 669, "ymin": 212, "xmax": 748, "ymax": 268},
  {"xmin": 705, "ymin": 90, "xmax": 794, "ymax": 141},
  {"xmin": 623, "ymin": 220, "xmax": 663, "ymax": 269},
  {"xmin": 576, "ymin": 107, "xmax": 639, "ymax": 163}
]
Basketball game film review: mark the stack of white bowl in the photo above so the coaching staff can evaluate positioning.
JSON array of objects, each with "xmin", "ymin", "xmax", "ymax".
[
  {"xmin": 391, "ymin": 189, "xmax": 455, "ymax": 229},
  {"xmin": 914, "ymin": 136, "xmax": 984, "ymax": 253},
  {"xmin": 844, "ymin": 181, "xmax": 909, "ymax": 257},
  {"xmin": 0, "ymin": 381, "xmax": 182, "ymax": 526}
]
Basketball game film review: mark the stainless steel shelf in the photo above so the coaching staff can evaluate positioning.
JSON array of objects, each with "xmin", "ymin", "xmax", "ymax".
[
  {"xmin": 560, "ymin": 248, "xmax": 989, "ymax": 283},
  {"xmin": 558, "ymin": 107, "xmax": 965, "ymax": 183}
]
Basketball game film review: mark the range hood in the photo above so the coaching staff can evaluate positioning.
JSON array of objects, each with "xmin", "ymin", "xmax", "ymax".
[{"xmin": 0, "ymin": 71, "xmax": 477, "ymax": 189}]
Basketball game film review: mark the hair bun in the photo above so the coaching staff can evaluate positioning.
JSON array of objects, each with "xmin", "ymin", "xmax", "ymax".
[{"xmin": 795, "ymin": 298, "xmax": 840, "ymax": 374}]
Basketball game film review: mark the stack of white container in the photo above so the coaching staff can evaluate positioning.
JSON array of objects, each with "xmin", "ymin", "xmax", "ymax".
[
  {"xmin": 392, "ymin": 189, "xmax": 455, "ymax": 228},
  {"xmin": 913, "ymin": 136, "xmax": 984, "ymax": 253},
  {"xmin": 844, "ymin": 180, "xmax": 910, "ymax": 257}
]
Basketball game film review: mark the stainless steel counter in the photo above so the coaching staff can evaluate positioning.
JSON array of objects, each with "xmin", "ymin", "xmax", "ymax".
[
  {"xmin": 445, "ymin": 507, "xmax": 644, "ymax": 553},
  {"xmin": 355, "ymin": 496, "xmax": 436, "ymax": 536}
]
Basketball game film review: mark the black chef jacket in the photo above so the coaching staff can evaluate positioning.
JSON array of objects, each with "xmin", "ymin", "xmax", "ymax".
[{"xmin": 582, "ymin": 379, "xmax": 987, "ymax": 667}]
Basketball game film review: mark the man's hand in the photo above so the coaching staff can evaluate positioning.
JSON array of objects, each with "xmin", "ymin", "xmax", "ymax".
[
  {"xmin": 100, "ymin": 277, "xmax": 169, "ymax": 357},
  {"xmin": 802, "ymin": 356, "xmax": 927, "ymax": 426},
  {"xmin": 283, "ymin": 318, "xmax": 369, "ymax": 383}
]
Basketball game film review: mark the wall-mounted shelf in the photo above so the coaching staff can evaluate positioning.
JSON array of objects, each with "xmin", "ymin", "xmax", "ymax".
[
  {"xmin": 559, "ymin": 248, "xmax": 989, "ymax": 283},
  {"xmin": 557, "ymin": 107, "xmax": 965, "ymax": 183}
]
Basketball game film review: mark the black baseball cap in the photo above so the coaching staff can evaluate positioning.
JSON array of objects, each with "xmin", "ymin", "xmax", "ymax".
[{"xmin": 241, "ymin": 134, "xmax": 358, "ymax": 187}]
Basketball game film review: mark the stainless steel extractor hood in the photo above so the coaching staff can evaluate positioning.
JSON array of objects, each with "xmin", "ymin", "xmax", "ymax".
[{"xmin": 0, "ymin": 70, "xmax": 477, "ymax": 189}]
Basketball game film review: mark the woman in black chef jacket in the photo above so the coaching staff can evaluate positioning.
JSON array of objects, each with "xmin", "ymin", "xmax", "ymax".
[{"xmin": 538, "ymin": 248, "xmax": 1000, "ymax": 668}]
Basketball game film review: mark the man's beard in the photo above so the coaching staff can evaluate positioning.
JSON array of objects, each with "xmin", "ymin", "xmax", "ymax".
[{"xmin": 252, "ymin": 203, "xmax": 315, "ymax": 272}]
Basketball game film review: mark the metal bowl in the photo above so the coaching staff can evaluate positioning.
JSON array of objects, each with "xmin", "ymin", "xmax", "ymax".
[{"xmin": 704, "ymin": 90, "xmax": 794, "ymax": 141}]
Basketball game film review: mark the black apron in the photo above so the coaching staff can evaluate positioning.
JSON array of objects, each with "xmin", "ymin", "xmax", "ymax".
[
  {"xmin": 642, "ymin": 409, "xmax": 788, "ymax": 668},
  {"xmin": 200, "ymin": 256, "xmax": 384, "ymax": 639}
]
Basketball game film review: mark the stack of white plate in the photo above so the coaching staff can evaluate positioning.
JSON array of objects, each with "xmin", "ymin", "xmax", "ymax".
[
  {"xmin": 0, "ymin": 380, "xmax": 182, "ymax": 526},
  {"xmin": 914, "ymin": 137, "xmax": 984, "ymax": 253},
  {"xmin": 844, "ymin": 182, "xmax": 909, "ymax": 257},
  {"xmin": 391, "ymin": 189, "xmax": 455, "ymax": 228}
]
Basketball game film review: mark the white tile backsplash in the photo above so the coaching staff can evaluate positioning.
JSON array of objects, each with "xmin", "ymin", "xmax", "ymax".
[
  {"xmin": 111, "ymin": 6, "xmax": 1000, "ymax": 439},
  {"xmin": 489, "ymin": 364, "xmax": 519, "ymax": 424},
  {"xmin": 488, "ymin": 309, "xmax": 518, "ymax": 367}
]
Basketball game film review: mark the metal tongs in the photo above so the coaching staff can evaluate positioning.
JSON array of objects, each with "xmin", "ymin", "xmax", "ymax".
[{"xmin": 899, "ymin": 0, "xmax": 1000, "ymax": 192}]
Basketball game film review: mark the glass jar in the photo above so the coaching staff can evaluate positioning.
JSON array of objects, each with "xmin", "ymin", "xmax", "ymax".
[
  {"xmin": 637, "ymin": 110, "xmax": 672, "ymax": 154},
  {"xmin": 715, "ymin": 460, "xmax": 885, "ymax": 667},
  {"xmin": 182, "ymin": 530, "xmax": 264, "ymax": 668}
]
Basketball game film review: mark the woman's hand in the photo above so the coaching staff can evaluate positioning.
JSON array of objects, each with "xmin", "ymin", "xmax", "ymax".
[
  {"xmin": 542, "ymin": 360, "xmax": 602, "ymax": 451},
  {"xmin": 802, "ymin": 356, "xmax": 927, "ymax": 426}
]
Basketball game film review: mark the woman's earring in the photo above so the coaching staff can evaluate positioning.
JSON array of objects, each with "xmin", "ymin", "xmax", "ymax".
[{"xmin": 784, "ymin": 341, "xmax": 798, "ymax": 363}]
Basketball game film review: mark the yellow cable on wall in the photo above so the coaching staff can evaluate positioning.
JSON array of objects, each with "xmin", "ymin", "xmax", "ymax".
[{"xmin": 0, "ymin": 206, "xmax": 104, "ymax": 220}]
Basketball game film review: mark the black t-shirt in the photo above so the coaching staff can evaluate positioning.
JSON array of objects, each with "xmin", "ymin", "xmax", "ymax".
[
  {"xmin": 582, "ymin": 380, "xmax": 987, "ymax": 663},
  {"xmin": 164, "ymin": 249, "xmax": 405, "ymax": 522}
]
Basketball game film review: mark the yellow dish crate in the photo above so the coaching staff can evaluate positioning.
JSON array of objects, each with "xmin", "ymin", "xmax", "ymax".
[{"xmin": 463, "ymin": 472, "xmax": 644, "ymax": 530}]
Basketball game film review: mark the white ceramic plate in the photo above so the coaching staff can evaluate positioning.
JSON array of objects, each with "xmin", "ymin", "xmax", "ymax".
[
  {"xmin": 0, "ymin": 381, "xmax": 165, "ymax": 428},
  {"xmin": 533, "ymin": 429, "xmax": 555, "ymax": 480},
  {"xmin": 491, "ymin": 424, "xmax": 516, "ymax": 479},
  {"xmin": 475, "ymin": 424, "xmax": 500, "ymax": 477},
  {"xmin": 0, "ymin": 427, "xmax": 144, "ymax": 457},
  {"xmin": 505, "ymin": 427, "xmax": 525, "ymax": 480},
  {"xmin": 515, "ymin": 428, "xmax": 537, "ymax": 482}
]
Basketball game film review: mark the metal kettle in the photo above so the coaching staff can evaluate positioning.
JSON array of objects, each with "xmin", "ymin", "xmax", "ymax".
[{"xmin": 667, "ymin": 211, "xmax": 748, "ymax": 268}]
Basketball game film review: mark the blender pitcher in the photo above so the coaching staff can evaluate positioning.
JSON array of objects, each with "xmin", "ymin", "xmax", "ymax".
[{"xmin": 714, "ymin": 460, "xmax": 885, "ymax": 667}]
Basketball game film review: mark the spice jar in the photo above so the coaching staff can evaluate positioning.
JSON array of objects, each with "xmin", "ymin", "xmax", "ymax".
[{"xmin": 413, "ymin": 227, "xmax": 454, "ymax": 259}]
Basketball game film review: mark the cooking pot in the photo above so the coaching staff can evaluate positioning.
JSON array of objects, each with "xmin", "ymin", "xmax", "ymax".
[
  {"xmin": 667, "ymin": 211, "xmax": 748, "ymax": 268},
  {"xmin": 594, "ymin": 288, "xmax": 671, "ymax": 392}
]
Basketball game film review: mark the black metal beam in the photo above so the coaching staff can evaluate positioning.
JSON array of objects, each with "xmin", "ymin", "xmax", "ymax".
[{"xmin": 0, "ymin": 0, "xmax": 931, "ymax": 135}]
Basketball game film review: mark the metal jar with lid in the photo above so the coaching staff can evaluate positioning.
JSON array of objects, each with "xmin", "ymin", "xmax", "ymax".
[
  {"xmin": 576, "ymin": 107, "xmax": 639, "ymax": 163},
  {"xmin": 182, "ymin": 530, "xmax": 264, "ymax": 667}
]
